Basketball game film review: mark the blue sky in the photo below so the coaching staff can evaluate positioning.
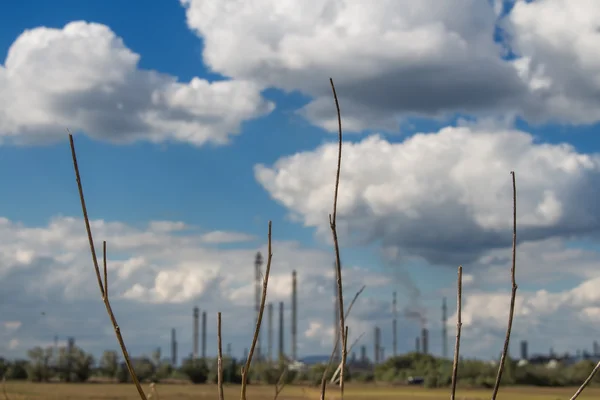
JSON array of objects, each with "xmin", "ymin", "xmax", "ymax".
[{"xmin": 1, "ymin": 0, "xmax": 600, "ymax": 363}]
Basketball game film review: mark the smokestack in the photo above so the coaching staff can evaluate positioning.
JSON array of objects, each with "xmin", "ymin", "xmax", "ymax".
[
  {"xmin": 416, "ymin": 337, "xmax": 420, "ymax": 353},
  {"xmin": 171, "ymin": 328, "xmax": 178, "ymax": 366},
  {"xmin": 278, "ymin": 301, "xmax": 285, "ymax": 360},
  {"xmin": 292, "ymin": 270, "xmax": 298, "ymax": 361},
  {"xmin": 66, "ymin": 337, "xmax": 75, "ymax": 382},
  {"xmin": 360, "ymin": 345, "xmax": 367, "ymax": 363},
  {"xmin": 380, "ymin": 347, "xmax": 385, "ymax": 362},
  {"xmin": 255, "ymin": 252, "xmax": 263, "ymax": 361},
  {"xmin": 226, "ymin": 343, "xmax": 232, "ymax": 358},
  {"xmin": 374, "ymin": 326, "xmax": 381, "ymax": 364},
  {"xmin": 268, "ymin": 302, "xmax": 273, "ymax": 362},
  {"xmin": 202, "ymin": 310, "xmax": 207, "ymax": 359},
  {"xmin": 333, "ymin": 262, "xmax": 341, "ymax": 362},
  {"xmin": 392, "ymin": 291, "xmax": 397, "ymax": 357},
  {"xmin": 442, "ymin": 297, "xmax": 448, "ymax": 358},
  {"xmin": 193, "ymin": 306, "xmax": 199, "ymax": 359},
  {"xmin": 421, "ymin": 328, "xmax": 429, "ymax": 355},
  {"xmin": 520, "ymin": 340, "xmax": 528, "ymax": 360}
]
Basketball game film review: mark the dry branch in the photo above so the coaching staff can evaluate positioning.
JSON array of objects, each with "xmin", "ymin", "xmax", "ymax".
[
  {"xmin": 69, "ymin": 134, "xmax": 147, "ymax": 400},
  {"xmin": 450, "ymin": 265, "xmax": 463, "ymax": 400},
  {"xmin": 328, "ymin": 77, "xmax": 347, "ymax": 398},
  {"xmin": 490, "ymin": 171, "xmax": 518, "ymax": 400},
  {"xmin": 240, "ymin": 221, "xmax": 273, "ymax": 400},
  {"xmin": 570, "ymin": 361, "xmax": 600, "ymax": 399},
  {"xmin": 320, "ymin": 285, "xmax": 365, "ymax": 400},
  {"xmin": 217, "ymin": 312, "xmax": 224, "ymax": 400}
]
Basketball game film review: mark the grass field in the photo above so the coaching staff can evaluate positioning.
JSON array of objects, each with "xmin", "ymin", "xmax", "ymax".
[{"xmin": 2, "ymin": 382, "xmax": 599, "ymax": 400}]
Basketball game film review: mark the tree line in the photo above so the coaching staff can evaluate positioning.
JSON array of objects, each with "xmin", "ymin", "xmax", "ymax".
[{"xmin": 1, "ymin": 346, "xmax": 599, "ymax": 388}]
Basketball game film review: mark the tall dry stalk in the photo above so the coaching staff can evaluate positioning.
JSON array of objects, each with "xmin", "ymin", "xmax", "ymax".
[
  {"xmin": 450, "ymin": 266, "xmax": 463, "ymax": 400},
  {"xmin": 328, "ymin": 77, "xmax": 347, "ymax": 398},
  {"xmin": 69, "ymin": 134, "xmax": 147, "ymax": 400},
  {"xmin": 570, "ymin": 361, "xmax": 600, "ymax": 399},
  {"xmin": 240, "ymin": 221, "xmax": 273, "ymax": 400},
  {"xmin": 490, "ymin": 171, "xmax": 518, "ymax": 400},
  {"xmin": 217, "ymin": 312, "xmax": 224, "ymax": 400},
  {"xmin": 320, "ymin": 285, "xmax": 365, "ymax": 400}
]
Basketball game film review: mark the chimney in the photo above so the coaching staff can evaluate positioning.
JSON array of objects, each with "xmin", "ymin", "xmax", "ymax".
[
  {"xmin": 360, "ymin": 345, "xmax": 367, "ymax": 363},
  {"xmin": 193, "ymin": 307, "xmax": 199, "ymax": 359},
  {"xmin": 171, "ymin": 328, "xmax": 178, "ymax": 366},
  {"xmin": 255, "ymin": 252, "xmax": 263, "ymax": 361},
  {"xmin": 292, "ymin": 270, "xmax": 298, "ymax": 361},
  {"xmin": 520, "ymin": 340, "xmax": 528, "ymax": 360},
  {"xmin": 416, "ymin": 337, "xmax": 420, "ymax": 353},
  {"xmin": 392, "ymin": 291, "xmax": 398, "ymax": 357},
  {"xmin": 202, "ymin": 310, "xmax": 207, "ymax": 359},
  {"xmin": 421, "ymin": 328, "xmax": 429, "ymax": 355},
  {"xmin": 374, "ymin": 326, "xmax": 381, "ymax": 364},
  {"xmin": 278, "ymin": 301, "xmax": 284, "ymax": 360},
  {"xmin": 442, "ymin": 297, "xmax": 448, "ymax": 358},
  {"xmin": 268, "ymin": 302, "xmax": 273, "ymax": 362}
]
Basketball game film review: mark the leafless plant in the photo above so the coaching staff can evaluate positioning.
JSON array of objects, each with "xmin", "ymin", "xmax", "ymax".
[
  {"xmin": 69, "ymin": 133, "xmax": 147, "ymax": 400},
  {"xmin": 328, "ymin": 77, "xmax": 347, "ymax": 398},
  {"xmin": 2, "ymin": 375, "xmax": 9, "ymax": 400},
  {"xmin": 240, "ymin": 221, "xmax": 273, "ymax": 400},
  {"xmin": 273, "ymin": 366, "xmax": 288, "ymax": 400},
  {"xmin": 217, "ymin": 312, "xmax": 224, "ymax": 400},
  {"xmin": 570, "ymin": 361, "xmax": 600, "ymax": 399},
  {"xmin": 450, "ymin": 265, "xmax": 463, "ymax": 400},
  {"xmin": 490, "ymin": 171, "xmax": 518, "ymax": 400},
  {"xmin": 320, "ymin": 285, "xmax": 365, "ymax": 400},
  {"xmin": 146, "ymin": 382, "xmax": 159, "ymax": 400}
]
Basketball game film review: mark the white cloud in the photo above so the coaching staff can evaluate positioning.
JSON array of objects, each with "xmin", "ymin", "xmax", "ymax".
[
  {"xmin": 452, "ymin": 275, "xmax": 600, "ymax": 357},
  {"xmin": 255, "ymin": 126, "xmax": 600, "ymax": 265},
  {"xmin": 0, "ymin": 214, "xmax": 386, "ymax": 359},
  {"xmin": 181, "ymin": 0, "xmax": 527, "ymax": 131},
  {"xmin": 181, "ymin": 0, "xmax": 600, "ymax": 130},
  {"xmin": 0, "ymin": 21, "xmax": 274, "ymax": 146},
  {"xmin": 507, "ymin": 0, "xmax": 600, "ymax": 124}
]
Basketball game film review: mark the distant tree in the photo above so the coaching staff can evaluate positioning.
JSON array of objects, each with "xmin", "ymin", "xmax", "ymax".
[
  {"xmin": 100, "ymin": 350, "xmax": 119, "ymax": 378},
  {"xmin": 56, "ymin": 345, "xmax": 94, "ymax": 382},
  {"xmin": 26, "ymin": 346, "xmax": 54, "ymax": 382},
  {"xmin": 5, "ymin": 359, "xmax": 28, "ymax": 380},
  {"xmin": 180, "ymin": 357, "xmax": 209, "ymax": 384}
]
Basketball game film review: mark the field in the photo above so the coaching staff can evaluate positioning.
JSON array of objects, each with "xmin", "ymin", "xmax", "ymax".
[{"xmin": 3, "ymin": 382, "xmax": 600, "ymax": 400}]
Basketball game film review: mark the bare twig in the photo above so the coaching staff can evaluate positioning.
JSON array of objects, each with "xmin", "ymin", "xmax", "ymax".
[
  {"xmin": 2, "ymin": 375, "xmax": 9, "ymax": 400},
  {"xmin": 273, "ymin": 367, "xmax": 288, "ymax": 400},
  {"xmin": 569, "ymin": 361, "xmax": 600, "ymax": 400},
  {"xmin": 146, "ymin": 383, "xmax": 159, "ymax": 400},
  {"xmin": 241, "ymin": 221, "xmax": 273, "ymax": 400},
  {"xmin": 320, "ymin": 285, "xmax": 365, "ymax": 400},
  {"xmin": 328, "ymin": 77, "xmax": 347, "ymax": 398},
  {"xmin": 450, "ymin": 266, "xmax": 463, "ymax": 400},
  {"xmin": 69, "ymin": 134, "xmax": 147, "ymax": 400},
  {"xmin": 491, "ymin": 171, "xmax": 518, "ymax": 400},
  {"xmin": 217, "ymin": 312, "xmax": 224, "ymax": 400}
]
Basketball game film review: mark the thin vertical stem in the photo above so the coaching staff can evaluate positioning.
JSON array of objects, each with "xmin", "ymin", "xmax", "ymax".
[
  {"xmin": 241, "ymin": 221, "xmax": 273, "ymax": 400},
  {"xmin": 450, "ymin": 266, "xmax": 463, "ymax": 400},
  {"xmin": 217, "ymin": 312, "xmax": 224, "ymax": 400},
  {"xmin": 328, "ymin": 77, "xmax": 347, "ymax": 398},
  {"xmin": 491, "ymin": 171, "xmax": 518, "ymax": 400}
]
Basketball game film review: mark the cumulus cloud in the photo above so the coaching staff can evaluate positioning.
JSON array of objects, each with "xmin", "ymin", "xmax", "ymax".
[
  {"xmin": 181, "ymin": 0, "xmax": 527, "ymax": 131},
  {"xmin": 181, "ymin": 0, "xmax": 600, "ymax": 130},
  {"xmin": 507, "ymin": 0, "xmax": 600, "ymax": 124},
  {"xmin": 255, "ymin": 126, "xmax": 600, "ymax": 265},
  {"xmin": 0, "ymin": 21, "xmax": 274, "ymax": 146},
  {"xmin": 453, "ymin": 275, "xmax": 600, "ymax": 357},
  {"xmin": 0, "ymin": 214, "xmax": 386, "ymax": 359}
]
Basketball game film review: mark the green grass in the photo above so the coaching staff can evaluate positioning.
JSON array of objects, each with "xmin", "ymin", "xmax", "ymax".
[{"xmin": 3, "ymin": 382, "xmax": 599, "ymax": 400}]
